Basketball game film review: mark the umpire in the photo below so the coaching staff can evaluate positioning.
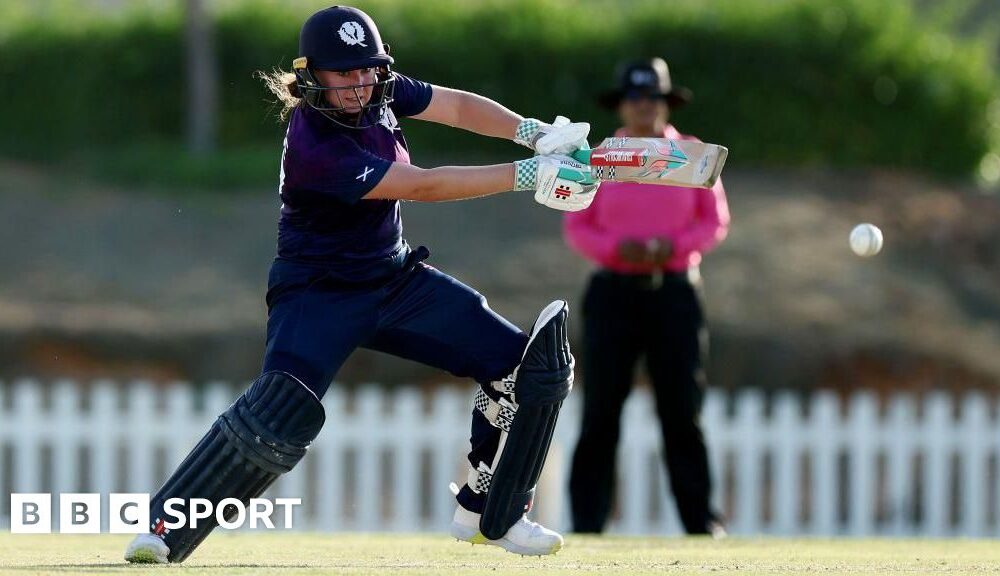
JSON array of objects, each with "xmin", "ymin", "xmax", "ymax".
[{"xmin": 564, "ymin": 58, "xmax": 729, "ymax": 535}]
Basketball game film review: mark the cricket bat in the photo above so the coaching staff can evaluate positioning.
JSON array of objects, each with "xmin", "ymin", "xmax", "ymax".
[{"xmin": 570, "ymin": 137, "xmax": 728, "ymax": 188}]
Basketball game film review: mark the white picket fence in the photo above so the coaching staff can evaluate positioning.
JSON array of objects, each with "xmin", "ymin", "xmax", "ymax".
[{"xmin": 1, "ymin": 379, "xmax": 999, "ymax": 536}]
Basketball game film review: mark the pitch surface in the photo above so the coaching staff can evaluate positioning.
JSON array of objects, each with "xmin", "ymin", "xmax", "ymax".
[{"xmin": 3, "ymin": 534, "xmax": 1000, "ymax": 575}]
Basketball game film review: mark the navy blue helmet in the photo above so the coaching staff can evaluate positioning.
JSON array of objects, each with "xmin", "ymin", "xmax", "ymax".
[{"xmin": 293, "ymin": 6, "xmax": 395, "ymax": 129}]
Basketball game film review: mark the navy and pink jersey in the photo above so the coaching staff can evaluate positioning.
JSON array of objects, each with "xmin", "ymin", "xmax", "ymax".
[{"xmin": 276, "ymin": 72, "xmax": 432, "ymax": 275}]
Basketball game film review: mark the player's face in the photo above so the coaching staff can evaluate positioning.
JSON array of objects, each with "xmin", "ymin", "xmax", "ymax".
[
  {"xmin": 618, "ymin": 94, "xmax": 669, "ymax": 131},
  {"xmin": 315, "ymin": 68, "xmax": 378, "ymax": 113}
]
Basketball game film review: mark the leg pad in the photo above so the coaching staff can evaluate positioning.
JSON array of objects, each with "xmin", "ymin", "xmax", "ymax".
[
  {"xmin": 149, "ymin": 372, "xmax": 325, "ymax": 562},
  {"xmin": 479, "ymin": 301, "xmax": 573, "ymax": 540}
]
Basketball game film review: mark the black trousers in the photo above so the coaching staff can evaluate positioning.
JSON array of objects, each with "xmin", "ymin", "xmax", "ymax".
[{"xmin": 569, "ymin": 269, "xmax": 718, "ymax": 534}]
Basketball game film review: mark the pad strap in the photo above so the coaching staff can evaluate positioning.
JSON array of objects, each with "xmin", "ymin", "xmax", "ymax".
[
  {"xmin": 474, "ymin": 388, "xmax": 517, "ymax": 432},
  {"xmin": 490, "ymin": 376, "xmax": 517, "ymax": 396},
  {"xmin": 467, "ymin": 463, "xmax": 494, "ymax": 495}
]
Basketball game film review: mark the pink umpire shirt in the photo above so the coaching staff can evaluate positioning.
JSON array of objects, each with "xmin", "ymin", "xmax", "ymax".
[{"xmin": 563, "ymin": 124, "xmax": 730, "ymax": 274}]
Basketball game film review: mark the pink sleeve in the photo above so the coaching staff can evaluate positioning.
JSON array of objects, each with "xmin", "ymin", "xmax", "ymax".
[
  {"xmin": 563, "ymin": 204, "xmax": 619, "ymax": 265},
  {"xmin": 672, "ymin": 177, "xmax": 730, "ymax": 257}
]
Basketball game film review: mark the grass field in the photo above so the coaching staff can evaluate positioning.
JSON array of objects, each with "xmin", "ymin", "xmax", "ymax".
[{"xmin": 2, "ymin": 534, "xmax": 1000, "ymax": 575}]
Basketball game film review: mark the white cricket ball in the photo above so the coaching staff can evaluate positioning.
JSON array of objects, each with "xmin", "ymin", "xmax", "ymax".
[{"xmin": 849, "ymin": 223, "xmax": 883, "ymax": 257}]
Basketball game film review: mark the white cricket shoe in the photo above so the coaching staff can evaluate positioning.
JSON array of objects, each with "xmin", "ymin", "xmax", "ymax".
[
  {"xmin": 124, "ymin": 533, "xmax": 170, "ymax": 564},
  {"xmin": 450, "ymin": 505, "xmax": 563, "ymax": 556}
]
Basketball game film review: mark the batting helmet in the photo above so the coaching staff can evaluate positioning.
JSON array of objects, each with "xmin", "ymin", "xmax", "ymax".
[{"xmin": 293, "ymin": 6, "xmax": 395, "ymax": 129}]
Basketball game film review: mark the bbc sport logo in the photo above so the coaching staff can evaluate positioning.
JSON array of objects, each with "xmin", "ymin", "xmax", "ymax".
[{"xmin": 9, "ymin": 494, "xmax": 301, "ymax": 534}]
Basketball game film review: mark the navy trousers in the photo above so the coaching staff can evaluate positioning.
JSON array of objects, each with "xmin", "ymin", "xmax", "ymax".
[{"xmin": 261, "ymin": 246, "xmax": 528, "ymax": 512}]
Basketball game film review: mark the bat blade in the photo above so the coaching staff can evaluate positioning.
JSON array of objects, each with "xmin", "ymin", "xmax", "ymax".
[{"xmin": 573, "ymin": 137, "xmax": 728, "ymax": 188}]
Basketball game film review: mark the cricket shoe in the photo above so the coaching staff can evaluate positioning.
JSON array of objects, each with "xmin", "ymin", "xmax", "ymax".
[
  {"xmin": 450, "ymin": 505, "xmax": 563, "ymax": 556},
  {"xmin": 124, "ymin": 533, "xmax": 170, "ymax": 564}
]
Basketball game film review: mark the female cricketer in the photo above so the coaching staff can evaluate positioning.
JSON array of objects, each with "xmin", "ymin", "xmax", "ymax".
[{"xmin": 125, "ymin": 5, "xmax": 596, "ymax": 563}]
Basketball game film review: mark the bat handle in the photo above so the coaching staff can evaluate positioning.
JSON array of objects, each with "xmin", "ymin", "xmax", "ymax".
[
  {"xmin": 564, "ymin": 146, "xmax": 597, "ymax": 185},
  {"xmin": 557, "ymin": 167, "xmax": 598, "ymax": 185},
  {"xmin": 570, "ymin": 148, "xmax": 592, "ymax": 165}
]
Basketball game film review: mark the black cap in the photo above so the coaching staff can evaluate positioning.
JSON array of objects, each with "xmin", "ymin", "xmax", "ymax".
[{"xmin": 598, "ymin": 57, "xmax": 692, "ymax": 109}]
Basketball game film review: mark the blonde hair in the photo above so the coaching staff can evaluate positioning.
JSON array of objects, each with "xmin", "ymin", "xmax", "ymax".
[{"xmin": 257, "ymin": 68, "xmax": 303, "ymax": 121}]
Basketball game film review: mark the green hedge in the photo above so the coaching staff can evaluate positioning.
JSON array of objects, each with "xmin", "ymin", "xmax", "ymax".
[{"xmin": 0, "ymin": 0, "xmax": 996, "ymax": 187}]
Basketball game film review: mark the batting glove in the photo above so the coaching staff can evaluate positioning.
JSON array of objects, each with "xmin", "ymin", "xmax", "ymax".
[
  {"xmin": 514, "ymin": 116, "xmax": 591, "ymax": 155},
  {"xmin": 514, "ymin": 154, "xmax": 600, "ymax": 212}
]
